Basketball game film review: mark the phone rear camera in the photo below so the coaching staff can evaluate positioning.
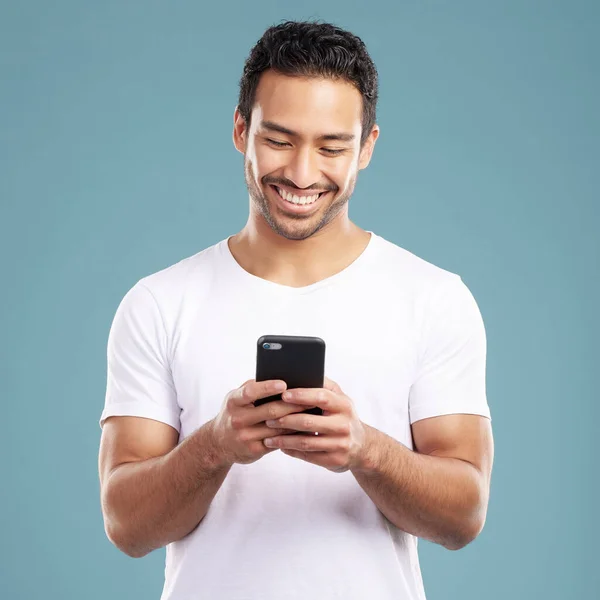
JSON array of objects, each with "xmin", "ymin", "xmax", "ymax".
[{"xmin": 263, "ymin": 343, "xmax": 270, "ymax": 349}]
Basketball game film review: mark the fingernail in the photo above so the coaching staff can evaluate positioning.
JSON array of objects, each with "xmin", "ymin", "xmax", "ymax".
[
  {"xmin": 265, "ymin": 420, "xmax": 278, "ymax": 427},
  {"xmin": 273, "ymin": 382, "xmax": 286, "ymax": 392},
  {"xmin": 264, "ymin": 438, "xmax": 275, "ymax": 447}
]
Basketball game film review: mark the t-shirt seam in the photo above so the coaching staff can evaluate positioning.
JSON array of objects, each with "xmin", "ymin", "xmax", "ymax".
[
  {"xmin": 100, "ymin": 401, "xmax": 181, "ymax": 432},
  {"xmin": 220, "ymin": 232, "xmax": 379, "ymax": 295}
]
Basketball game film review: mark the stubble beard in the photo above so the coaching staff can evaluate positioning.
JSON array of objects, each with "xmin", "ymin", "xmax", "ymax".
[{"xmin": 244, "ymin": 157, "xmax": 357, "ymax": 241}]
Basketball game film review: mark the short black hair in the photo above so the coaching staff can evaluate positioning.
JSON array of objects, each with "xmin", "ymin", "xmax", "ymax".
[{"xmin": 238, "ymin": 20, "xmax": 379, "ymax": 146}]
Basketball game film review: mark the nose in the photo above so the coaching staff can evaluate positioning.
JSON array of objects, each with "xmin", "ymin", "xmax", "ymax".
[{"xmin": 282, "ymin": 145, "xmax": 322, "ymax": 190}]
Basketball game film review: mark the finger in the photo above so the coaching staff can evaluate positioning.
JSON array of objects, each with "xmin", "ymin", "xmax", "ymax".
[
  {"xmin": 323, "ymin": 376, "xmax": 343, "ymax": 394},
  {"xmin": 230, "ymin": 379, "xmax": 287, "ymax": 407},
  {"xmin": 281, "ymin": 387, "xmax": 342, "ymax": 412},
  {"xmin": 264, "ymin": 433, "xmax": 344, "ymax": 452},
  {"xmin": 235, "ymin": 401, "xmax": 307, "ymax": 429},
  {"xmin": 265, "ymin": 413, "xmax": 346, "ymax": 435},
  {"xmin": 252, "ymin": 425, "xmax": 299, "ymax": 440},
  {"xmin": 254, "ymin": 401, "xmax": 309, "ymax": 423}
]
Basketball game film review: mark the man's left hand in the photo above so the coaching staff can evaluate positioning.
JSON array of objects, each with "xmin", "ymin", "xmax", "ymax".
[{"xmin": 263, "ymin": 377, "xmax": 369, "ymax": 473}]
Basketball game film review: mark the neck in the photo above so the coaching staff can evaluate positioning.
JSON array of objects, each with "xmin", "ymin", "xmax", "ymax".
[{"xmin": 228, "ymin": 213, "xmax": 371, "ymax": 288}]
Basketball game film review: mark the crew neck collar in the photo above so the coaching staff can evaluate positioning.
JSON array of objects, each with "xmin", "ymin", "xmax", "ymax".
[{"xmin": 219, "ymin": 231, "xmax": 379, "ymax": 295}]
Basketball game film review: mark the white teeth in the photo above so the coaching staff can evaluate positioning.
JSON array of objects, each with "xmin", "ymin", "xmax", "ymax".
[{"xmin": 276, "ymin": 187, "xmax": 320, "ymax": 205}]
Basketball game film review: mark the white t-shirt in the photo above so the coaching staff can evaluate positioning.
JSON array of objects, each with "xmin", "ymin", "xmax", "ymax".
[{"xmin": 100, "ymin": 231, "xmax": 491, "ymax": 600}]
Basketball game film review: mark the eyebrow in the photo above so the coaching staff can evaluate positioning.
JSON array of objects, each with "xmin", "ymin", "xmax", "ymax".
[{"xmin": 260, "ymin": 120, "xmax": 355, "ymax": 142}]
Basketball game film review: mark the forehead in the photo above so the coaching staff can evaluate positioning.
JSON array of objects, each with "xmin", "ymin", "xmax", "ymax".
[{"xmin": 251, "ymin": 70, "xmax": 363, "ymax": 138}]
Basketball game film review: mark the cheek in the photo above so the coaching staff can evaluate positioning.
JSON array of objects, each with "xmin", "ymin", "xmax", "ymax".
[
  {"xmin": 254, "ymin": 145, "xmax": 286, "ymax": 177},
  {"xmin": 329, "ymin": 157, "xmax": 357, "ymax": 190}
]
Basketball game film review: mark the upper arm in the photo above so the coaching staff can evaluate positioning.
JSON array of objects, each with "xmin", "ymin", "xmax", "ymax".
[
  {"xmin": 98, "ymin": 415, "xmax": 179, "ymax": 492},
  {"xmin": 98, "ymin": 280, "xmax": 181, "ymax": 494},
  {"xmin": 409, "ymin": 276, "xmax": 491, "ymax": 424},
  {"xmin": 99, "ymin": 281, "xmax": 181, "ymax": 434},
  {"xmin": 411, "ymin": 414, "xmax": 494, "ymax": 487}
]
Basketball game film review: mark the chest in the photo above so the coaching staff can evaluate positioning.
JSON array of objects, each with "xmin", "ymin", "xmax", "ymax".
[{"xmin": 170, "ymin": 285, "xmax": 420, "ymax": 446}]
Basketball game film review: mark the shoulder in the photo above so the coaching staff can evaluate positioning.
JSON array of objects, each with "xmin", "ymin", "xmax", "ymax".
[
  {"xmin": 115, "ymin": 238, "xmax": 228, "ymax": 324},
  {"xmin": 370, "ymin": 233, "xmax": 461, "ymax": 293},
  {"xmin": 369, "ymin": 233, "xmax": 483, "ymax": 326},
  {"xmin": 138, "ymin": 238, "xmax": 226, "ymax": 298}
]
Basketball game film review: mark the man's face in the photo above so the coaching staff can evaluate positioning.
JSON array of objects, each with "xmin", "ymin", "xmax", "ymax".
[{"xmin": 234, "ymin": 70, "xmax": 378, "ymax": 241}]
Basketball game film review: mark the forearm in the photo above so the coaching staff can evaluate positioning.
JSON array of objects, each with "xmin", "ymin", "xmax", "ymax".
[
  {"xmin": 352, "ymin": 424, "xmax": 487, "ymax": 550},
  {"xmin": 102, "ymin": 419, "xmax": 231, "ymax": 558}
]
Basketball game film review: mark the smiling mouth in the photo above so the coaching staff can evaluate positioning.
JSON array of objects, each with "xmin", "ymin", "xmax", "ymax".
[{"xmin": 271, "ymin": 185, "xmax": 327, "ymax": 206}]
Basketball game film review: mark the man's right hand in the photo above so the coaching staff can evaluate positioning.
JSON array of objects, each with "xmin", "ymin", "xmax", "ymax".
[{"xmin": 208, "ymin": 379, "xmax": 306, "ymax": 467}]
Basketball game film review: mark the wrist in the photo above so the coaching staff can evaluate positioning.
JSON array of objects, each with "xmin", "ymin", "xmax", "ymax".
[
  {"xmin": 200, "ymin": 419, "xmax": 234, "ymax": 472},
  {"xmin": 351, "ymin": 423, "xmax": 381, "ymax": 475}
]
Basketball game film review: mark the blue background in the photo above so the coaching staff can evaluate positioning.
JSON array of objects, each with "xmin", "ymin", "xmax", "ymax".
[{"xmin": 1, "ymin": 1, "xmax": 598, "ymax": 598}]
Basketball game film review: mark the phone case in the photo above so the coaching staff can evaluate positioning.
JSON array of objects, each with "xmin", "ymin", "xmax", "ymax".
[{"xmin": 254, "ymin": 334, "xmax": 325, "ymax": 416}]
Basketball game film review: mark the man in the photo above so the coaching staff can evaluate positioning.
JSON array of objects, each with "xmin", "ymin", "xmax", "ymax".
[{"xmin": 99, "ymin": 20, "xmax": 494, "ymax": 600}]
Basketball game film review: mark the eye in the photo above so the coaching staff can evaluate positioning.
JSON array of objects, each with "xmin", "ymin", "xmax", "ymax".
[
  {"xmin": 322, "ymin": 148, "xmax": 345, "ymax": 156},
  {"xmin": 266, "ymin": 138, "xmax": 290, "ymax": 148}
]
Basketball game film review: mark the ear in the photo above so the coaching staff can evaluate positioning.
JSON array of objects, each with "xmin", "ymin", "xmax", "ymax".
[
  {"xmin": 232, "ymin": 106, "xmax": 248, "ymax": 155},
  {"xmin": 358, "ymin": 124, "xmax": 380, "ymax": 170}
]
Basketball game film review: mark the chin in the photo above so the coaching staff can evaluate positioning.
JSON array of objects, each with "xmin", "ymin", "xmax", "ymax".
[{"xmin": 269, "ymin": 219, "xmax": 321, "ymax": 241}]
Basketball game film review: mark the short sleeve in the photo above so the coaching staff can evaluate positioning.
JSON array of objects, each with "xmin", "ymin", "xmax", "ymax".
[
  {"xmin": 99, "ymin": 281, "xmax": 181, "ymax": 432},
  {"xmin": 409, "ymin": 275, "xmax": 491, "ymax": 424}
]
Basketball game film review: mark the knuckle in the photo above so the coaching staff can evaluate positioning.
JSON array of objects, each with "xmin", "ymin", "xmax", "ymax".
[
  {"xmin": 303, "ymin": 417, "xmax": 314, "ymax": 429},
  {"xmin": 241, "ymin": 385, "xmax": 253, "ymax": 402},
  {"xmin": 339, "ymin": 423, "xmax": 351, "ymax": 436},
  {"xmin": 299, "ymin": 438, "xmax": 311, "ymax": 450},
  {"xmin": 334, "ymin": 454, "xmax": 347, "ymax": 467},
  {"xmin": 338, "ymin": 440, "xmax": 351, "ymax": 452},
  {"xmin": 237, "ymin": 430, "xmax": 251, "ymax": 444},
  {"xmin": 267, "ymin": 405, "xmax": 279, "ymax": 419},
  {"xmin": 248, "ymin": 441, "xmax": 263, "ymax": 455},
  {"xmin": 226, "ymin": 392, "xmax": 237, "ymax": 408},
  {"xmin": 229, "ymin": 414, "xmax": 242, "ymax": 429}
]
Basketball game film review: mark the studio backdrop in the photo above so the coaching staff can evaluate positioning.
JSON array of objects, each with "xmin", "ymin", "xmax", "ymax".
[{"xmin": 1, "ymin": 1, "xmax": 598, "ymax": 599}]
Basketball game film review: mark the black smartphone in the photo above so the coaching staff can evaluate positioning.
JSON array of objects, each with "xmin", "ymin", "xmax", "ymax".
[{"xmin": 254, "ymin": 334, "xmax": 325, "ymax": 416}]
